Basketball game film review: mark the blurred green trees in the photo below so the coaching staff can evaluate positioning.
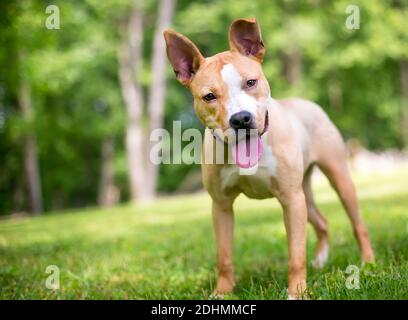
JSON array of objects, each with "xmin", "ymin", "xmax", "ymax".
[{"xmin": 0, "ymin": 0, "xmax": 407, "ymax": 215}]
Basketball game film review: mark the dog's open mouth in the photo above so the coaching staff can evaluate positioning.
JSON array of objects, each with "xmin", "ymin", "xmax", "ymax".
[{"xmin": 231, "ymin": 111, "xmax": 269, "ymax": 169}]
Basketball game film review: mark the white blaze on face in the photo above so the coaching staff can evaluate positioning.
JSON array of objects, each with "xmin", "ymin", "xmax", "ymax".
[
  {"xmin": 221, "ymin": 63, "xmax": 263, "ymax": 169},
  {"xmin": 220, "ymin": 63, "xmax": 258, "ymax": 121}
]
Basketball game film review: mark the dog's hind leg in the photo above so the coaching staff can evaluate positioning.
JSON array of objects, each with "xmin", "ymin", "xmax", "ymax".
[
  {"xmin": 318, "ymin": 160, "xmax": 375, "ymax": 264},
  {"xmin": 303, "ymin": 166, "xmax": 329, "ymax": 269}
]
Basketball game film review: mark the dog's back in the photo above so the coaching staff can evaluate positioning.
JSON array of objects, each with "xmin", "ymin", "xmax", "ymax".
[{"xmin": 278, "ymin": 97, "xmax": 347, "ymax": 168}]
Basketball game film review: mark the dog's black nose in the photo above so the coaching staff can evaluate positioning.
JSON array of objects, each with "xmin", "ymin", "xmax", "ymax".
[{"xmin": 229, "ymin": 111, "xmax": 254, "ymax": 130}]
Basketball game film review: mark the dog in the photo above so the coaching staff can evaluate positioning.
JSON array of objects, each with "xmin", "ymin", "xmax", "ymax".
[{"xmin": 163, "ymin": 18, "xmax": 375, "ymax": 299}]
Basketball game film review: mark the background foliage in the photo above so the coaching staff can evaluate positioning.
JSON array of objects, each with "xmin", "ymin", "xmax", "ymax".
[{"xmin": 1, "ymin": 0, "xmax": 407, "ymax": 215}]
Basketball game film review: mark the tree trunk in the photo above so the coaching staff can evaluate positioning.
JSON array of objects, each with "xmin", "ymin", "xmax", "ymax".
[
  {"xmin": 284, "ymin": 49, "xmax": 302, "ymax": 86},
  {"xmin": 401, "ymin": 59, "xmax": 408, "ymax": 147},
  {"xmin": 145, "ymin": 0, "xmax": 176, "ymax": 199},
  {"xmin": 118, "ymin": 5, "xmax": 149, "ymax": 202},
  {"xmin": 118, "ymin": 0, "xmax": 176, "ymax": 203},
  {"xmin": 328, "ymin": 71, "xmax": 343, "ymax": 112},
  {"xmin": 18, "ymin": 76, "xmax": 43, "ymax": 214},
  {"xmin": 98, "ymin": 137, "xmax": 119, "ymax": 207},
  {"xmin": 284, "ymin": 21, "xmax": 303, "ymax": 92}
]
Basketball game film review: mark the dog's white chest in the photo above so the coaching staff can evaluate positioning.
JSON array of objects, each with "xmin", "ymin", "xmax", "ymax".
[
  {"xmin": 220, "ymin": 165, "xmax": 274, "ymax": 199},
  {"xmin": 220, "ymin": 139, "xmax": 278, "ymax": 199}
]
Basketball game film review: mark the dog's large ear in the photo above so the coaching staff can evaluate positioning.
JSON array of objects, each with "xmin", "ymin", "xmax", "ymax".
[
  {"xmin": 163, "ymin": 29, "xmax": 204, "ymax": 86},
  {"xmin": 229, "ymin": 18, "xmax": 265, "ymax": 63}
]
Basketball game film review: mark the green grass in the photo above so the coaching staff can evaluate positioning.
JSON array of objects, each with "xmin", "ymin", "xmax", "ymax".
[{"xmin": 1, "ymin": 167, "xmax": 408, "ymax": 300}]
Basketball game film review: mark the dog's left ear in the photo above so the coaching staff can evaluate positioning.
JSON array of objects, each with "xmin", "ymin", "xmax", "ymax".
[{"xmin": 229, "ymin": 18, "xmax": 265, "ymax": 63}]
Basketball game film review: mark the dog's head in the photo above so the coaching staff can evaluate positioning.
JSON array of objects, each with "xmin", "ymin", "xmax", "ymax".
[{"xmin": 164, "ymin": 18, "xmax": 270, "ymax": 168}]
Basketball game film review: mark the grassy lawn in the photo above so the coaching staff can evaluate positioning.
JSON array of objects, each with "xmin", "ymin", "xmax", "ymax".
[{"xmin": 0, "ymin": 167, "xmax": 407, "ymax": 300}]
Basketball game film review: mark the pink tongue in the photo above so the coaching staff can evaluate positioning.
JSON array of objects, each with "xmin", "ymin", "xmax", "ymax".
[{"xmin": 232, "ymin": 135, "xmax": 262, "ymax": 169}]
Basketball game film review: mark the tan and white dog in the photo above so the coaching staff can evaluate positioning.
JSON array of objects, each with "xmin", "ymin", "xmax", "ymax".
[{"xmin": 164, "ymin": 18, "xmax": 375, "ymax": 299}]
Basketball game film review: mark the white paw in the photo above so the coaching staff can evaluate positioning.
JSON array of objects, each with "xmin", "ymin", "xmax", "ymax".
[
  {"xmin": 311, "ymin": 243, "xmax": 329, "ymax": 269},
  {"xmin": 209, "ymin": 293, "xmax": 225, "ymax": 300},
  {"xmin": 287, "ymin": 288, "xmax": 301, "ymax": 300}
]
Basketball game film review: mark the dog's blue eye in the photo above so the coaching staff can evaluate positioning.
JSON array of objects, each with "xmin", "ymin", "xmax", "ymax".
[
  {"xmin": 203, "ymin": 93, "xmax": 216, "ymax": 102},
  {"xmin": 247, "ymin": 79, "xmax": 257, "ymax": 87}
]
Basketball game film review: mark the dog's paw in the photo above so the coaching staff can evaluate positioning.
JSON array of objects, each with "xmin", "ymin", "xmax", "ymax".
[
  {"xmin": 361, "ymin": 251, "xmax": 375, "ymax": 265},
  {"xmin": 311, "ymin": 257, "xmax": 325, "ymax": 269},
  {"xmin": 311, "ymin": 243, "xmax": 329, "ymax": 269},
  {"xmin": 214, "ymin": 276, "xmax": 235, "ymax": 296},
  {"xmin": 209, "ymin": 293, "xmax": 225, "ymax": 300},
  {"xmin": 287, "ymin": 289, "xmax": 309, "ymax": 300}
]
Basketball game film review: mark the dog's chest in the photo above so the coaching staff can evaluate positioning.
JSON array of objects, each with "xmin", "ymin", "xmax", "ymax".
[
  {"xmin": 220, "ymin": 151, "xmax": 278, "ymax": 199},
  {"xmin": 220, "ymin": 166, "xmax": 275, "ymax": 199}
]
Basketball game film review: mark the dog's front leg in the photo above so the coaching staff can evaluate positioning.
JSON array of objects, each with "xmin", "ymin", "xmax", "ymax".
[
  {"xmin": 212, "ymin": 200, "xmax": 235, "ymax": 295},
  {"xmin": 280, "ymin": 190, "xmax": 308, "ymax": 299}
]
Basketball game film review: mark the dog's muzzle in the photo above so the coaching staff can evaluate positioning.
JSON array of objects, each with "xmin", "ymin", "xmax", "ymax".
[{"xmin": 212, "ymin": 110, "xmax": 269, "ymax": 144}]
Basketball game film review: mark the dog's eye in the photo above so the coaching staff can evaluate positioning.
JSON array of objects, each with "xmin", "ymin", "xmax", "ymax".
[
  {"xmin": 246, "ymin": 79, "xmax": 257, "ymax": 88},
  {"xmin": 203, "ymin": 93, "xmax": 216, "ymax": 102}
]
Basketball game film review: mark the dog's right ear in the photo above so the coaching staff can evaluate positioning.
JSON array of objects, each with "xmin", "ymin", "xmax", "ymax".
[{"xmin": 163, "ymin": 30, "xmax": 204, "ymax": 87}]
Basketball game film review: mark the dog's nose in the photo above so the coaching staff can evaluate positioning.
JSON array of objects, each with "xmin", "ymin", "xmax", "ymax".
[{"xmin": 229, "ymin": 111, "xmax": 254, "ymax": 130}]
